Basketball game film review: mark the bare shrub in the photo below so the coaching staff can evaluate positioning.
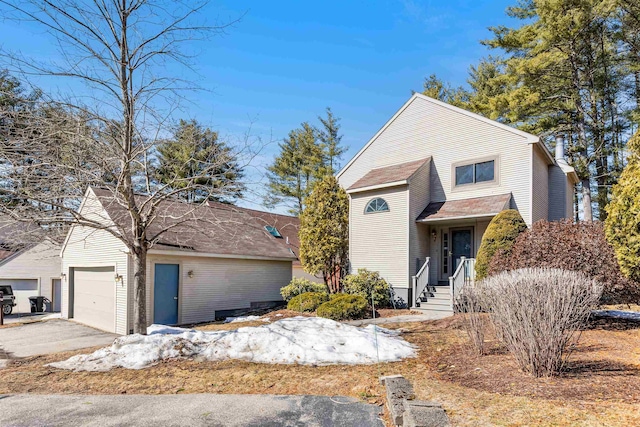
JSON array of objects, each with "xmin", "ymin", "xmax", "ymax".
[
  {"xmin": 489, "ymin": 220, "xmax": 640, "ymax": 305},
  {"xmin": 481, "ymin": 268, "xmax": 603, "ymax": 377},
  {"xmin": 454, "ymin": 287, "xmax": 487, "ymax": 355}
]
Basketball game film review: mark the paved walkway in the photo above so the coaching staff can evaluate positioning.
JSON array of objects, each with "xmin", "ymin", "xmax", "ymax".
[
  {"xmin": 0, "ymin": 319, "xmax": 117, "ymax": 359},
  {"xmin": 346, "ymin": 311, "xmax": 451, "ymax": 326},
  {"xmin": 0, "ymin": 394, "xmax": 384, "ymax": 427}
]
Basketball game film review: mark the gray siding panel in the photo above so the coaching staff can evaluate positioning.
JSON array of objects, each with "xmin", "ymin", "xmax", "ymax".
[{"xmin": 532, "ymin": 144, "xmax": 550, "ymax": 222}]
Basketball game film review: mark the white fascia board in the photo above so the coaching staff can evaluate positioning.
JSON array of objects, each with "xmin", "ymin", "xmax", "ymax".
[
  {"xmin": 416, "ymin": 213, "xmax": 499, "ymax": 224},
  {"xmin": 147, "ymin": 248, "xmax": 296, "ymax": 262},
  {"xmin": 346, "ymin": 180, "xmax": 408, "ymax": 194}
]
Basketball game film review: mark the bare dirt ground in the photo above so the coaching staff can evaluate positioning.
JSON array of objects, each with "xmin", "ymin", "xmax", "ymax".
[{"xmin": 1, "ymin": 314, "xmax": 639, "ymax": 426}]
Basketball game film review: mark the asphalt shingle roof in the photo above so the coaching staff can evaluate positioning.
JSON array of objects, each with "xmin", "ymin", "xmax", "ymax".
[
  {"xmin": 347, "ymin": 158, "xmax": 431, "ymax": 191},
  {"xmin": 91, "ymin": 188, "xmax": 299, "ymax": 261},
  {"xmin": 416, "ymin": 193, "xmax": 512, "ymax": 222}
]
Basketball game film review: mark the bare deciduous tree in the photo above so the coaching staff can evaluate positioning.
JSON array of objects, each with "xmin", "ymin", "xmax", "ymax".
[{"xmin": 0, "ymin": 0, "xmax": 245, "ymax": 334}]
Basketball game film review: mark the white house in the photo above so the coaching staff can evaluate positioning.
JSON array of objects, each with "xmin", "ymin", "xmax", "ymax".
[
  {"xmin": 60, "ymin": 188, "xmax": 300, "ymax": 334},
  {"xmin": 337, "ymin": 93, "xmax": 578, "ymax": 311},
  {"xmin": 0, "ymin": 221, "xmax": 61, "ymax": 313}
]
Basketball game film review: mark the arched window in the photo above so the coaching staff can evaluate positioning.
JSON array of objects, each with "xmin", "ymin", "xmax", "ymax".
[{"xmin": 365, "ymin": 198, "xmax": 389, "ymax": 214}]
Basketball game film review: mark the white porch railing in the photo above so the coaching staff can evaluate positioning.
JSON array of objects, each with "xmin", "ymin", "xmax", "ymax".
[
  {"xmin": 411, "ymin": 257, "xmax": 430, "ymax": 309},
  {"xmin": 449, "ymin": 257, "xmax": 476, "ymax": 309}
]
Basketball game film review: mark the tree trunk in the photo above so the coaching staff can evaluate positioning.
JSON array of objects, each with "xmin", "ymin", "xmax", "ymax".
[
  {"xmin": 133, "ymin": 247, "xmax": 147, "ymax": 334},
  {"xmin": 581, "ymin": 178, "xmax": 593, "ymax": 222}
]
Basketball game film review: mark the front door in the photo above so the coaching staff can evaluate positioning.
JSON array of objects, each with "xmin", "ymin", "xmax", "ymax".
[
  {"xmin": 154, "ymin": 264, "xmax": 179, "ymax": 325},
  {"xmin": 451, "ymin": 228, "xmax": 473, "ymax": 272}
]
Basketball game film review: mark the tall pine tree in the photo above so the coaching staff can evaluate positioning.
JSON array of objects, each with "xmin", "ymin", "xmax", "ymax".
[
  {"xmin": 265, "ymin": 122, "xmax": 324, "ymax": 215},
  {"xmin": 316, "ymin": 107, "xmax": 345, "ymax": 175},
  {"xmin": 156, "ymin": 119, "xmax": 244, "ymax": 203}
]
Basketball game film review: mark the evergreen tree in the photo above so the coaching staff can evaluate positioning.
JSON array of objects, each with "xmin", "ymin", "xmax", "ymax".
[
  {"xmin": 475, "ymin": 209, "xmax": 528, "ymax": 280},
  {"xmin": 316, "ymin": 107, "xmax": 345, "ymax": 174},
  {"xmin": 265, "ymin": 122, "xmax": 324, "ymax": 215},
  {"xmin": 604, "ymin": 131, "xmax": 640, "ymax": 283},
  {"xmin": 156, "ymin": 119, "xmax": 244, "ymax": 203},
  {"xmin": 421, "ymin": 74, "xmax": 469, "ymax": 107},
  {"xmin": 299, "ymin": 175, "xmax": 349, "ymax": 293}
]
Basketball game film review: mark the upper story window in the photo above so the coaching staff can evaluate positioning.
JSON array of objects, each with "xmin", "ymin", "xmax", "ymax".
[
  {"xmin": 365, "ymin": 198, "xmax": 389, "ymax": 214},
  {"xmin": 264, "ymin": 225, "xmax": 282, "ymax": 238},
  {"xmin": 455, "ymin": 159, "xmax": 495, "ymax": 186}
]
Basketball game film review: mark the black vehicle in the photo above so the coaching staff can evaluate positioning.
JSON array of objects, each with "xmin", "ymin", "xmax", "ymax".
[{"xmin": 0, "ymin": 285, "xmax": 16, "ymax": 315}]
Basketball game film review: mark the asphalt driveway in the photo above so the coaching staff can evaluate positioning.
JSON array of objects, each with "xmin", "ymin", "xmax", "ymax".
[
  {"xmin": 0, "ymin": 319, "xmax": 117, "ymax": 359},
  {"xmin": 0, "ymin": 394, "xmax": 384, "ymax": 427}
]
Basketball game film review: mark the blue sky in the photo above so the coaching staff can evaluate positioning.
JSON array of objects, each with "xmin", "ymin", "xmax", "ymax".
[{"xmin": 0, "ymin": 0, "xmax": 517, "ymax": 213}]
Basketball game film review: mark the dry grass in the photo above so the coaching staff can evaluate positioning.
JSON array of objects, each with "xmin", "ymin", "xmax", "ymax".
[
  {"xmin": 1, "ymin": 315, "xmax": 639, "ymax": 426},
  {"xmin": 0, "ymin": 322, "xmax": 23, "ymax": 329}
]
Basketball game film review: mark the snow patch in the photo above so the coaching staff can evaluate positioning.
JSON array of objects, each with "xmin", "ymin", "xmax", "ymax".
[
  {"xmin": 223, "ymin": 315, "xmax": 268, "ymax": 324},
  {"xmin": 48, "ymin": 317, "xmax": 416, "ymax": 372}
]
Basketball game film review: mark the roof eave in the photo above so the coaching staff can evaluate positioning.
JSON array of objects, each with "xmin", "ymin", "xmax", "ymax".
[
  {"xmin": 147, "ymin": 248, "xmax": 296, "ymax": 262},
  {"xmin": 346, "ymin": 180, "xmax": 409, "ymax": 194},
  {"xmin": 416, "ymin": 212, "xmax": 501, "ymax": 223}
]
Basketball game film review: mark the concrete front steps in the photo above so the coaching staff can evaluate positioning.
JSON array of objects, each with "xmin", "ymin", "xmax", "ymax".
[{"xmin": 413, "ymin": 285, "xmax": 453, "ymax": 313}]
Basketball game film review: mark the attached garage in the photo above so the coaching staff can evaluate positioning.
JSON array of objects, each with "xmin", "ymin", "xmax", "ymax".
[
  {"xmin": 61, "ymin": 187, "xmax": 299, "ymax": 335},
  {"xmin": 0, "ymin": 278, "xmax": 38, "ymax": 313},
  {"xmin": 71, "ymin": 267, "xmax": 115, "ymax": 333}
]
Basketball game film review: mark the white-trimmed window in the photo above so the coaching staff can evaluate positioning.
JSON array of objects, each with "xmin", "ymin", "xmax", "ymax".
[
  {"xmin": 454, "ymin": 159, "xmax": 496, "ymax": 186},
  {"xmin": 365, "ymin": 198, "xmax": 389, "ymax": 214}
]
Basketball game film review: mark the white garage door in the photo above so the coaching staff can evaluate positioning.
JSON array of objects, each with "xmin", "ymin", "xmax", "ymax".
[
  {"xmin": 0, "ymin": 278, "xmax": 38, "ymax": 313},
  {"xmin": 73, "ymin": 267, "xmax": 115, "ymax": 333}
]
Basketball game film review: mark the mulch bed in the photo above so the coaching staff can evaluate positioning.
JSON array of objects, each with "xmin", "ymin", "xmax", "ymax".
[{"xmin": 431, "ymin": 315, "xmax": 640, "ymax": 403}]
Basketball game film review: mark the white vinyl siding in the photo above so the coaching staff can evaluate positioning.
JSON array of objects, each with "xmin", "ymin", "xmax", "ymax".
[
  {"xmin": 350, "ymin": 186, "xmax": 409, "ymax": 289},
  {"xmin": 0, "ymin": 240, "xmax": 61, "ymax": 304},
  {"xmin": 338, "ymin": 96, "xmax": 534, "ymax": 224},
  {"xmin": 145, "ymin": 255, "xmax": 291, "ymax": 325},
  {"xmin": 532, "ymin": 144, "xmax": 550, "ymax": 222},
  {"xmin": 408, "ymin": 161, "xmax": 431, "ymax": 278},
  {"xmin": 61, "ymin": 189, "xmax": 129, "ymax": 335}
]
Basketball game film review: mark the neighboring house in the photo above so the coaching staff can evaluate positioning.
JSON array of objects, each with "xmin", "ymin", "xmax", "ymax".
[
  {"xmin": 337, "ymin": 93, "xmax": 578, "ymax": 311},
  {"xmin": 0, "ymin": 220, "xmax": 62, "ymax": 313},
  {"xmin": 60, "ymin": 187, "xmax": 305, "ymax": 334}
]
